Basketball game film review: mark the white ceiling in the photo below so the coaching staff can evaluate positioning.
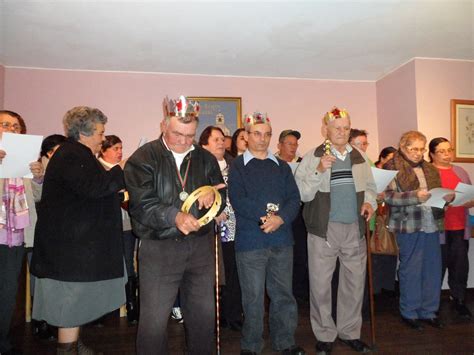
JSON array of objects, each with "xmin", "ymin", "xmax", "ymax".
[{"xmin": 0, "ymin": 0, "xmax": 473, "ymax": 81}]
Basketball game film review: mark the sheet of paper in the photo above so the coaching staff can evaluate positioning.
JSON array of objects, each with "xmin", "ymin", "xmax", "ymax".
[
  {"xmin": 450, "ymin": 192, "xmax": 472, "ymax": 207},
  {"xmin": 371, "ymin": 167, "xmax": 398, "ymax": 193},
  {"xmin": 422, "ymin": 188, "xmax": 454, "ymax": 209},
  {"xmin": 451, "ymin": 182, "xmax": 474, "ymax": 206},
  {"xmin": 0, "ymin": 133, "xmax": 43, "ymax": 178},
  {"xmin": 288, "ymin": 162, "xmax": 299, "ymax": 175}
]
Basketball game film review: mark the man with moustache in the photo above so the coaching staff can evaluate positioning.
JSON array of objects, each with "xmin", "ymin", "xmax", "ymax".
[
  {"xmin": 124, "ymin": 96, "xmax": 225, "ymax": 354},
  {"xmin": 228, "ymin": 113, "xmax": 305, "ymax": 355}
]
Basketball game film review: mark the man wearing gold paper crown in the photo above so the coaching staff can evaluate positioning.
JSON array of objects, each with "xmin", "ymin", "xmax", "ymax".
[
  {"xmin": 294, "ymin": 108, "xmax": 376, "ymax": 354},
  {"xmin": 228, "ymin": 112, "xmax": 306, "ymax": 355},
  {"xmin": 124, "ymin": 96, "xmax": 226, "ymax": 354}
]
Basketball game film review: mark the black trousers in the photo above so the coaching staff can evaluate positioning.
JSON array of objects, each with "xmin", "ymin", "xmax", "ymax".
[
  {"xmin": 221, "ymin": 241, "xmax": 242, "ymax": 323},
  {"xmin": 137, "ymin": 235, "xmax": 215, "ymax": 355},
  {"xmin": 123, "ymin": 230, "xmax": 138, "ymax": 278},
  {"xmin": 441, "ymin": 230, "xmax": 470, "ymax": 301},
  {"xmin": 292, "ymin": 208, "xmax": 309, "ymax": 301},
  {"xmin": 0, "ymin": 245, "xmax": 25, "ymax": 353}
]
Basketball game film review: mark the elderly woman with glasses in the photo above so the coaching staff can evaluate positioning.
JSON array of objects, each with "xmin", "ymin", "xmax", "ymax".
[
  {"xmin": 383, "ymin": 130, "xmax": 446, "ymax": 331},
  {"xmin": 31, "ymin": 106, "xmax": 126, "ymax": 354},
  {"xmin": 429, "ymin": 137, "xmax": 473, "ymax": 320},
  {"xmin": 0, "ymin": 110, "xmax": 43, "ymax": 355}
]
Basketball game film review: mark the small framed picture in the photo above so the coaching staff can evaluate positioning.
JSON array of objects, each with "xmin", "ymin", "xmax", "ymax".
[
  {"xmin": 451, "ymin": 99, "xmax": 474, "ymax": 162},
  {"xmin": 188, "ymin": 97, "xmax": 242, "ymax": 139}
]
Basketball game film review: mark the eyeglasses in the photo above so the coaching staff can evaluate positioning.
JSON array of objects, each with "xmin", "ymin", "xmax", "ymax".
[
  {"xmin": 435, "ymin": 148, "xmax": 454, "ymax": 154},
  {"xmin": 355, "ymin": 142, "xmax": 369, "ymax": 147},
  {"xmin": 248, "ymin": 131, "xmax": 272, "ymax": 139},
  {"xmin": 0, "ymin": 122, "xmax": 21, "ymax": 131},
  {"xmin": 406, "ymin": 147, "xmax": 427, "ymax": 154}
]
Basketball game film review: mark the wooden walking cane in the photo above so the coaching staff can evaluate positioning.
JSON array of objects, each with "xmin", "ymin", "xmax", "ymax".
[
  {"xmin": 215, "ymin": 232, "xmax": 221, "ymax": 355},
  {"xmin": 365, "ymin": 216, "xmax": 376, "ymax": 349}
]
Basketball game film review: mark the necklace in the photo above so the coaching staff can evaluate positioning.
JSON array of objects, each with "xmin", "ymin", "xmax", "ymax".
[{"xmin": 176, "ymin": 157, "xmax": 191, "ymax": 201}]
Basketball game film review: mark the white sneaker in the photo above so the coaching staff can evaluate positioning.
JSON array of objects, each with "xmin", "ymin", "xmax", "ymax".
[{"xmin": 171, "ymin": 307, "xmax": 184, "ymax": 323}]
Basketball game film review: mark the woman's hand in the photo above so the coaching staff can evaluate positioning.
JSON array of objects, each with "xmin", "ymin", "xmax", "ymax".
[
  {"xmin": 29, "ymin": 161, "xmax": 44, "ymax": 180},
  {"xmin": 443, "ymin": 193, "xmax": 455, "ymax": 203},
  {"xmin": 463, "ymin": 199, "xmax": 474, "ymax": 208},
  {"xmin": 214, "ymin": 212, "xmax": 227, "ymax": 224},
  {"xmin": 0, "ymin": 149, "xmax": 6, "ymax": 164},
  {"xmin": 416, "ymin": 189, "xmax": 431, "ymax": 203}
]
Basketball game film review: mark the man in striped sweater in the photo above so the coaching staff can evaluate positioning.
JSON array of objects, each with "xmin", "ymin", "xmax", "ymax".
[{"xmin": 295, "ymin": 108, "xmax": 377, "ymax": 355}]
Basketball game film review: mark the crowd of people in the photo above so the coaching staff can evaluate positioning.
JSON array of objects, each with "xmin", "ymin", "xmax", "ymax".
[{"xmin": 0, "ymin": 97, "xmax": 472, "ymax": 355}]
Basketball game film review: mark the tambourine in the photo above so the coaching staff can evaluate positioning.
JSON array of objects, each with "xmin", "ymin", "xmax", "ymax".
[{"xmin": 181, "ymin": 185, "xmax": 222, "ymax": 226}]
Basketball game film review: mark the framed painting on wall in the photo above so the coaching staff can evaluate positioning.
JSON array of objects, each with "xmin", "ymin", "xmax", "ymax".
[
  {"xmin": 188, "ymin": 97, "xmax": 242, "ymax": 139},
  {"xmin": 451, "ymin": 99, "xmax": 474, "ymax": 162}
]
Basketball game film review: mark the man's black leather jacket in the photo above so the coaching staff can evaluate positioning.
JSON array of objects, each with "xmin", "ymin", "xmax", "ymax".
[{"xmin": 124, "ymin": 137, "xmax": 225, "ymax": 240}]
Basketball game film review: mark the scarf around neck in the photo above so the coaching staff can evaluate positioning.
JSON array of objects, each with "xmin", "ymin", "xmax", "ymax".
[
  {"xmin": 0, "ymin": 178, "xmax": 30, "ymax": 246},
  {"xmin": 384, "ymin": 150, "xmax": 441, "ymax": 192}
]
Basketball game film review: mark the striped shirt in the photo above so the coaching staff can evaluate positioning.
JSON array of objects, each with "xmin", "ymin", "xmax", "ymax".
[{"xmin": 329, "ymin": 155, "xmax": 358, "ymax": 223}]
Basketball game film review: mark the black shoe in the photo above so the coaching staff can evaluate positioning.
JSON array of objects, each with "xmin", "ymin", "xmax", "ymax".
[
  {"xmin": 1, "ymin": 348, "xmax": 23, "ymax": 355},
  {"xmin": 453, "ymin": 299, "xmax": 472, "ymax": 319},
  {"xmin": 315, "ymin": 341, "xmax": 333, "ymax": 355},
  {"xmin": 32, "ymin": 320, "xmax": 56, "ymax": 342},
  {"xmin": 420, "ymin": 317, "xmax": 444, "ymax": 329},
  {"xmin": 240, "ymin": 350, "xmax": 257, "ymax": 355},
  {"xmin": 281, "ymin": 345, "xmax": 306, "ymax": 355},
  {"xmin": 125, "ymin": 277, "xmax": 139, "ymax": 325},
  {"xmin": 401, "ymin": 317, "xmax": 424, "ymax": 331},
  {"xmin": 339, "ymin": 338, "xmax": 371, "ymax": 353}
]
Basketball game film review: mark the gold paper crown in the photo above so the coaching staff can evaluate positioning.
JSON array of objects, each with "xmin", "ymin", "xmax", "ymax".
[
  {"xmin": 243, "ymin": 111, "xmax": 271, "ymax": 128},
  {"xmin": 323, "ymin": 107, "xmax": 350, "ymax": 124},
  {"xmin": 163, "ymin": 95, "xmax": 200, "ymax": 119}
]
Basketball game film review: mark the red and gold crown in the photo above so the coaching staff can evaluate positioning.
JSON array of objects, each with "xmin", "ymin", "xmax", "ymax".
[
  {"xmin": 163, "ymin": 95, "xmax": 200, "ymax": 119},
  {"xmin": 243, "ymin": 111, "xmax": 271, "ymax": 129},
  {"xmin": 323, "ymin": 107, "xmax": 350, "ymax": 124}
]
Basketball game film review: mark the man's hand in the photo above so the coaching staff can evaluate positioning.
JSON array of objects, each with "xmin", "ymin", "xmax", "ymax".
[
  {"xmin": 175, "ymin": 212, "xmax": 201, "ymax": 235},
  {"xmin": 376, "ymin": 192, "xmax": 386, "ymax": 201},
  {"xmin": 0, "ymin": 149, "xmax": 6, "ymax": 164},
  {"xmin": 360, "ymin": 202, "xmax": 374, "ymax": 221},
  {"xmin": 416, "ymin": 189, "xmax": 431, "ymax": 203},
  {"xmin": 316, "ymin": 154, "xmax": 336, "ymax": 173},
  {"xmin": 197, "ymin": 183, "xmax": 226, "ymax": 210},
  {"xmin": 260, "ymin": 215, "xmax": 284, "ymax": 234},
  {"xmin": 29, "ymin": 161, "xmax": 44, "ymax": 180}
]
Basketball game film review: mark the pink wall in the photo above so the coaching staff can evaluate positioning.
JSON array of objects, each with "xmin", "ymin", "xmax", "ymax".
[
  {"xmin": 414, "ymin": 58, "xmax": 474, "ymax": 182},
  {"xmin": 0, "ymin": 65, "xmax": 5, "ymax": 109},
  {"xmin": 4, "ymin": 68, "xmax": 378, "ymax": 158},
  {"xmin": 376, "ymin": 60, "xmax": 418, "ymax": 150},
  {"xmin": 415, "ymin": 59, "xmax": 473, "ymax": 141}
]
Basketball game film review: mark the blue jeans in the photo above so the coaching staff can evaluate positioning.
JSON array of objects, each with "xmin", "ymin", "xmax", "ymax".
[
  {"xmin": 397, "ymin": 231, "xmax": 441, "ymax": 319},
  {"xmin": 236, "ymin": 246, "xmax": 297, "ymax": 353}
]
